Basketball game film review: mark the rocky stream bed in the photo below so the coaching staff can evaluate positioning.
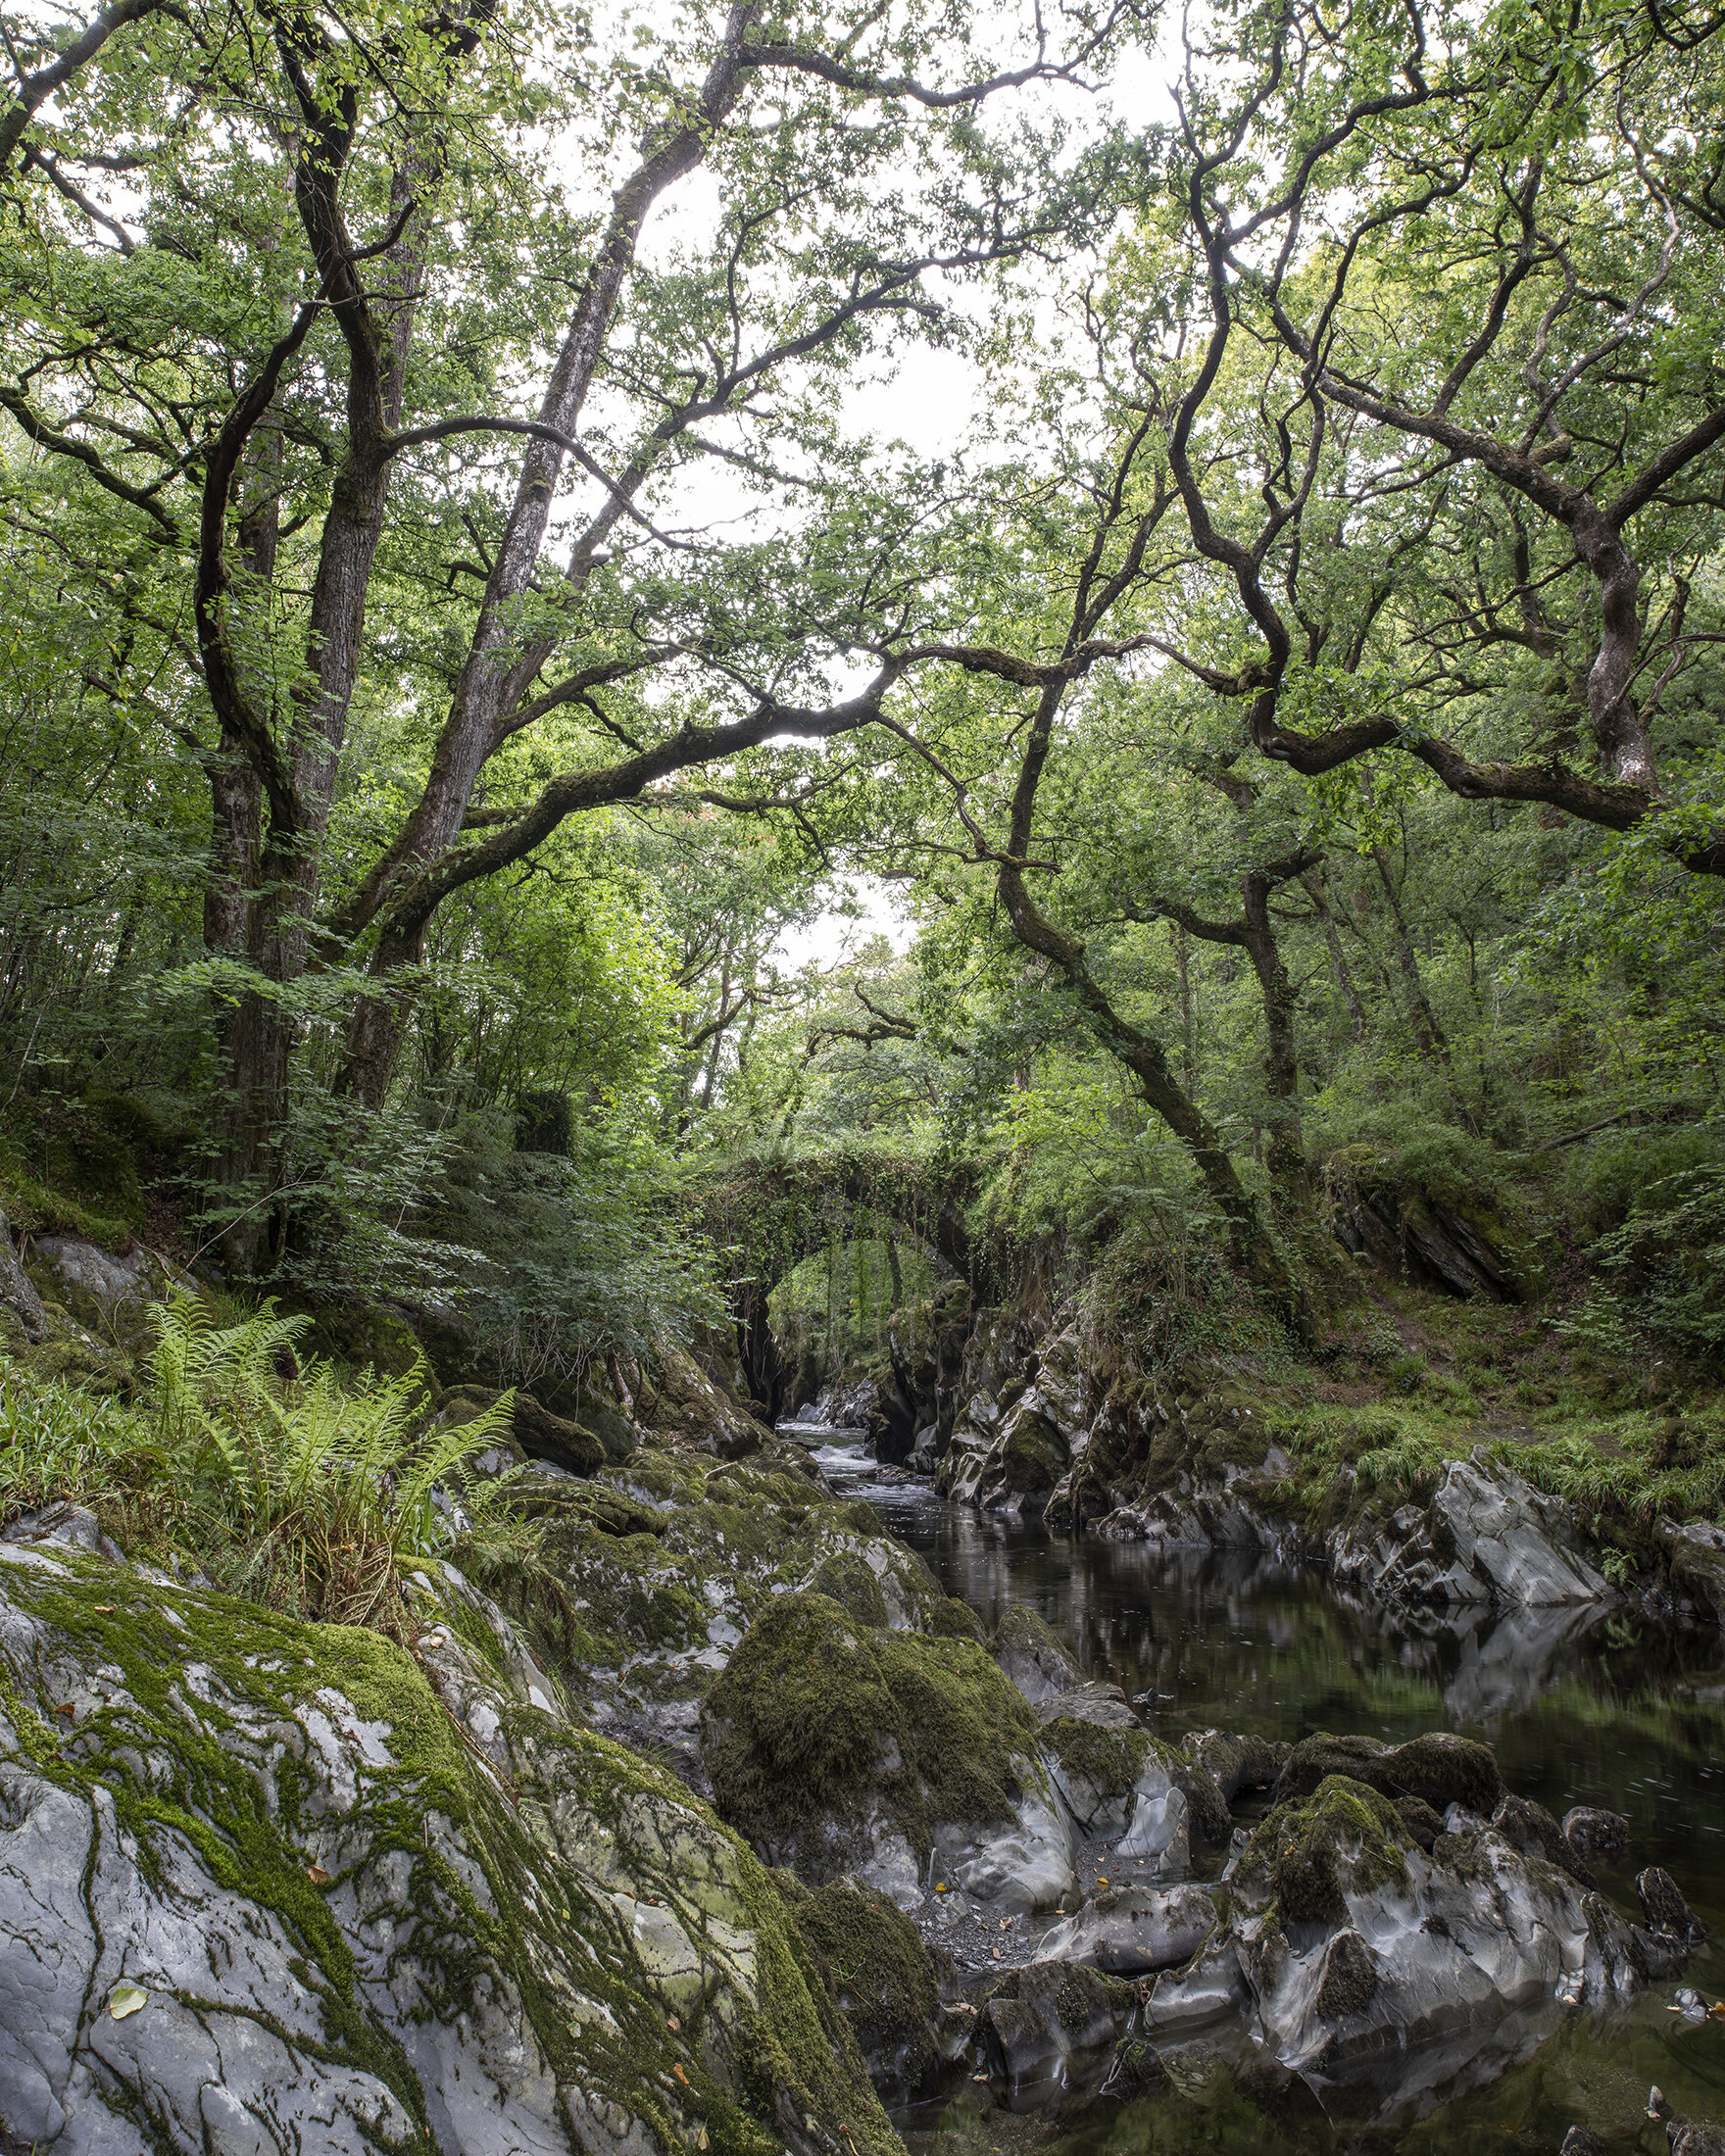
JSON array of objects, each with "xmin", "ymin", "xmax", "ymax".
[{"xmin": 6, "ymin": 1246, "xmax": 1725, "ymax": 2156}]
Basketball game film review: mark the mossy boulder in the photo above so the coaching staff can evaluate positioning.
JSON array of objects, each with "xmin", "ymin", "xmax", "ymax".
[
  {"xmin": 18, "ymin": 1299, "xmax": 139, "ymax": 1397},
  {"xmin": 928, "ymin": 1595, "xmax": 987, "ymax": 1644},
  {"xmin": 702, "ymin": 1592, "xmax": 1038, "ymax": 1865},
  {"xmin": 806, "ymin": 1551, "xmax": 890, "ymax": 1628},
  {"xmin": 1232, "ymin": 1775, "xmax": 1411, "ymax": 1935},
  {"xmin": 0, "ymin": 1544, "xmax": 900, "ymax": 2156},
  {"xmin": 1040, "ymin": 1715, "xmax": 1152, "ymax": 1803},
  {"xmin": 1272, "ymin": 1730, "xmax": 1503, "ymax": 1818},
  {"xmin": 701, "ymin": 1592, "xmax": 1072, "ymax": 1908}
]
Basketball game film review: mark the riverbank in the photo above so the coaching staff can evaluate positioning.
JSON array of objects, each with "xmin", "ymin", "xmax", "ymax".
[{"xmin": 7, "ymin": 1229, "xmax": 1725, "ymax": 2154}]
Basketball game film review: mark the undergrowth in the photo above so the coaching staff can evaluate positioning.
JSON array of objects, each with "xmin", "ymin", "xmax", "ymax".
[{"xmin": 1275, "ymin": 1396, "xmax": 1725, "ymax": 1544}]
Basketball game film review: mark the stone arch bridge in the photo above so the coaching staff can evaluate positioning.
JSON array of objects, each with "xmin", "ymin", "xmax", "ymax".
[{"xmin": 698, "ymin": 1152, "xmax": 975, "ymax": 1421}]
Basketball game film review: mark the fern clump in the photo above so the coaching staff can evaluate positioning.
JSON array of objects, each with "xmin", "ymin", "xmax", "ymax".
[{"xmin": 147, "ymin": 1292, "xmax": 522, "ymax": 1636}]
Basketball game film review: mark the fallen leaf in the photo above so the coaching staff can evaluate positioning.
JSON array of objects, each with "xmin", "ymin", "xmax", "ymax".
[
  {"xmin": 53, "ymin": 1702, "xmax": 75, "ymax": 1717},
  {"xmin": 672, "ymin": 2064, "xmax": 688, "ymax": 2085},
  {"xmin": 934, "ymin": 1882, "xmax": 947, "ymax": 1893},
  {"xmin": 420, "ymin": 1633, "xmax": 447, "ymax": 1649},
  {"xmin": 998, "ymin": 1919, "xmax": 1009, "ymax": 1931},
  {"xmin": 108, "ymin": 1984, "xmax": 147, "ymax": 2021},
  {"xmin": 93, "ymin": 1603, "xmax": 115, "ymax": 1614},
  {"xmin": 666, "ymin": 2014, "xmax": 681, "ymax": 2033},
  {"xmin": 698, "ymin": 2132, "xmax": 709, "ymax": 2152},
  {"xmin": 1096, "ymin": 1877, "xmax": 1109, "ymax": 1886},
  {"xmin": 306, "ymin": 1864, "xmax": 330, "ymax": 1886}
]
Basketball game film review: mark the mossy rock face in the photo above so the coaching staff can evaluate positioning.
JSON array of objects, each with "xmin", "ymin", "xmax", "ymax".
[
  {"xmin": 807, "ymin": 1551, "xmax": 889, "ymax": 1629},
  {"xmin": 701, "ymin": 1592, "xmax": 1039, "ymax": 1867},
  {"xmin": 990, "ymin": 1604, "xmax": 1081, "ymax": 1707},
  {"xmin": 0, "ymin": 1544, "xmax": 899, "ymax": 2156},
  {"xmin": 1040, "ymin": 1714, "xmax": 1153, "ymax": 1802},
  {"xmin": 20, "ymin": 1302, "xmax": 139, "ymax": 1397},
  {"xmin": 781, "ymin": 1872, "xmax": 947, "ymax": 2099},
  {"xmin": 1234, "ymin": 1775, "xmax": 1411, "ymax": 1931},
  {"xmin": 1000, "ymin": 1410, "xmax": 1066, "ymax": 1494},
  {"xmin": 304, "ymin": 1299, "xmax": 428, "ymax": 1384}
]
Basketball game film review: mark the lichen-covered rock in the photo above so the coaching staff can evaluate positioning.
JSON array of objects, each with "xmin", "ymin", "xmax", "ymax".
[
  {"xmin": 1331, "ymin": 1458, "xmax": 1610, "ymax": 1608},
  {"xmin": 701, "ymin": 1593, "xmax": 1073, "ymax": 1913},
  {"xmin": 29, "ymin": 1236, "xmax": 158, "ymax": 1332},
  {"xmin": 1562, "ymin": 1806, "xmax": 1629, "ymax": 1863},
  {"xmin": 0, "ymin": 1203, "xmax": 46, "ymax": 1343},
  {"xmin": 1657, "ymin": 1519, "xmax": 1725, "ymax": 1628},
  {"xmin": 1636, "ymin": 1866, "xmax": 1705, "ymax": 1947},
  {"xmin": 990, "ymin": 1605, "xmax": 1081, "ymax": 1708},
  {"xmin": 1035, "ymin": 1882, "xmax": 1215, "ymax": 1977},
  {"xmin": 1492, "ymin": 1791, "xmax": 1594, "ymax": 1886},
  {"xmin": 0, "ymin": 1544, "xmax": 898, "ymax": 2156},
  {"xmin": 1037, "ymin": 1678, "xmax": 1137, "ymax": 1732}
]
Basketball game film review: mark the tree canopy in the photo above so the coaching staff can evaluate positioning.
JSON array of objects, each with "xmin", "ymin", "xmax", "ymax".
[{"xmin": 3, "ymin": 0, "xmax": 1724, "ymax": 1374}]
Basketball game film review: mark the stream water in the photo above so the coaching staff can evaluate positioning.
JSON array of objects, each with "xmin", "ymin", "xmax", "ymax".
[{"xmin": 808, "ymin": 1440, "xmax": 1725, "ymax": 2156}]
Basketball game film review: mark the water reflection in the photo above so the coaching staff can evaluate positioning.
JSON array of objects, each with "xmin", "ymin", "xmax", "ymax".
[{"xmin": 848, "ymin": 1473, "xmax": 1725, "ymax": 2155}]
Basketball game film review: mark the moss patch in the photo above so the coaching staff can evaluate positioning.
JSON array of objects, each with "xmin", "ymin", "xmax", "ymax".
[
  {"xmin": 928, "ymin": 1596, "xmax": 986, "ymax": 1644},
  {"xmin": 1040, "ymin": 1714, "xmax": 1153, "ymax": 1799},
  {"xmin": 807, "ymin": 1551, "xmax": 889, "ymax": 1629}
]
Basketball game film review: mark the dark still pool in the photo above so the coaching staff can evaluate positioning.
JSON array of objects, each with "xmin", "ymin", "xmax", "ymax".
[{"xmin": 843, "ymin": 1461, "xmax": 1725, "ymax": 2156}]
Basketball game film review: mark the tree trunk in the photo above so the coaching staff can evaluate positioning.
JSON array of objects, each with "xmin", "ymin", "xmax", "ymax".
[
  {"xmin": 1173, "ymin": 919, "xmax": 1197, "ymax": 1090},
  {"xmin": 1372, "ymin": 846, "xmax": 1452, "ymax": 1072},
  {"xmin": 340, "ymin": 8, "xmax": 763, "ymax": 1106},
  {"xmin": 1240, "ymin": 869, "xmax": 1306, "ymax": 1203},
  {"xmin": 1303, "ymin": 870, "xmax": 1367, "ymax": 1040}
]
